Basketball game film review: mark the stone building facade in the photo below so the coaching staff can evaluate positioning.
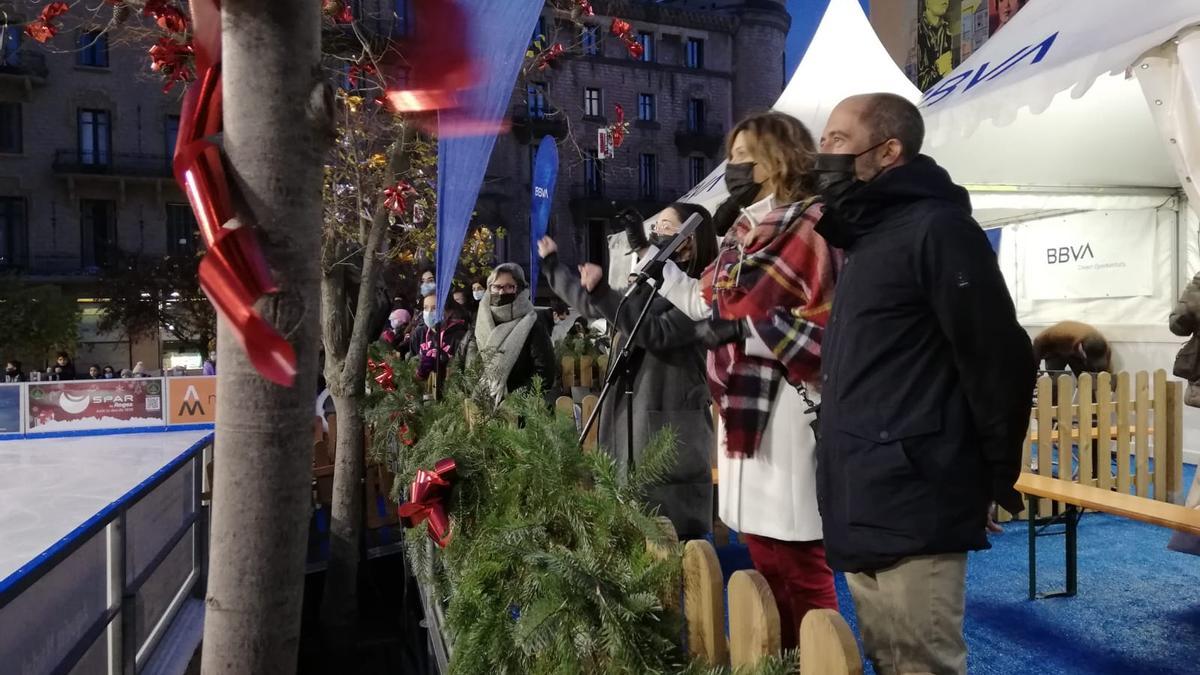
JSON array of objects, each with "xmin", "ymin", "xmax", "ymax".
[
  {"xmin": 479, "ymin": 0, "xmax": 790, "ymax": 273},
  {"xmin": 0, "ymin": 3, "xmax": 186, "ymax": 369}
]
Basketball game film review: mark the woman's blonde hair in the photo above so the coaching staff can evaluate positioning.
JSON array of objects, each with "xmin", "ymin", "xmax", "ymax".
[{"xmin": 726, "ymin": 111, "xmax": 817, "ymax": 204}]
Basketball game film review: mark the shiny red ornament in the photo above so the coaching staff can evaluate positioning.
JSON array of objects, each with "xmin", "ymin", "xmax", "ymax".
[
  {"xmin": 335, "ymin": 2, "xmax": 354, "ymax": 24},
  {"xmin": 397, "ymin": 458, "xmax": 457, "ymax": 548},
  {"xmin": 172, "ymin": 0, "xmax": 298, "ymax": 387},
  {"xmin": 347, "ymin": 62, "xmax": 378, "ymax": 88},
  {"xmin": 143, "ymin": 0, "xmax": 189, "ymax": 34},
  {"xmin": 399, "ymin": 424, "xmax": 415, "ymax": 446},
  {"xmin": 149, "ymin": 37, "xmax": 195, "ymax": 93},
  {"xmin": 625, "ymin": 40, "xmax": 644, "ymax": 60},
  {"xmin": 610, "ymin": 18, "xmax": 632, "ymax": 37}
]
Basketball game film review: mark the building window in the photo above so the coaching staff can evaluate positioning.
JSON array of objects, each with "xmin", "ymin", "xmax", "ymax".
[
  {"xmin": 165, "ymin": 115, "xmax": 179, "ymax": 160},
  {"xmin": 639, "ymin": 153, "xmax": 657, "ymax": 199},
  {"xmin": 527, "ymin": 82, "xmax": 548, "ymax": 119},
  {"xmin": 392, "ymin": 0, "xmax": 410, "ymax": 37},
  {"xmin": 78, "ymin": 109, "xmax": 111, "ymax": 166},
  {"xmin": 166, "ymin": 204, "xmax": 198, "ymax": 255},
  {"xmin": 0, "ymin": 197, "xmax": 26, "ymax": 267},
  {"xmin": 532, "ymin": 15, "xmax": 546, "ymax": 44},
  {"xmin": 1, "ymin": 27, "xmax": 21, "ymax": 66},
  {"xmin": 687, "ymin": 99, "xmax": 706, "ymax": 133},
  {"xmin": 582, "ymin": 25, "xmax": 600, "ymax": 56},
  {"xmin": 637, "ymin": 93, "xmax": 655, "ymax": 122},
  {"xmin": 637, "ymin": 32, "xmax": 654, "ymax": 62},
  {"xmin": 0, "ymin": 102, "xmax": 21, "ymax": 154},
  {"xmin": 583, "ymin": 150, "xmax": 603, "ymax": 197},
  {"xmin": 77, "ymin": 30, "xmax": 109, "ymax": 67},
  {"xmin": 583, "ymin": 87, "xmax": 602, "ymax": 118},
  {"xmin": 685, "ymin": 38, "xmax": 704, "ymax": 69},
  {"xmin": 80, "ymin": 199, "xmax": 117, "ymax": 270},
  {"xmin": 689, "ymin": 157, "xmax": 706, "ymax": 187}
]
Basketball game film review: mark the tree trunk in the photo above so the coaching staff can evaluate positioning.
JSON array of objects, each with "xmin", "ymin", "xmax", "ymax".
[
  {"xmin": 318, "ymin": 136, "xmax": 411, "ymax": 641},
  {"xmin": 200, "ymin": 1, "xmax": 327, "ymax": 673},
  {"xmin": 320, "ymin": 385, "xmax": 365, "ymax": 641}
]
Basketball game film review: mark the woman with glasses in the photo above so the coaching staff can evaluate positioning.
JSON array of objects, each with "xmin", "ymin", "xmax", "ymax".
[
  {"xmin": 537, "ymin": 202, "xmax": 719, "ymax": 540},
  {"xmin": 467, "ymin": 263, "xmax": 557, "ymax": 403}
]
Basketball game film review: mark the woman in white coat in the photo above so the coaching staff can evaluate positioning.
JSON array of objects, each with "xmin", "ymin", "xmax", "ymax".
[{"xmin": 667, "ymin": 111, "xmax": 841, "ymax": 649}]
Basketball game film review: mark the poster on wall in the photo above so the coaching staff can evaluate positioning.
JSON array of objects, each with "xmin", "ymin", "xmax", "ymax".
[
  {"xmin": 167, "ymin": 376, "xmax": 216, "ymax": 425},
  {"xmin": 0, "ymin": 385, "xmax": 20, "ymax": 434},
  {"xmin": 1019, "ymin": 212, "xmax": 1156, "ymax": 301},
  {"xmin": 27, "ymin": 379, "xmax": 165, "ymax": 432},
  {"xmin": 905, "ymin": 0, "xmax": 1030, "ymax": 91}
]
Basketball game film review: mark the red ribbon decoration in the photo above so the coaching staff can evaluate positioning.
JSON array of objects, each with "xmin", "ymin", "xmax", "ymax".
[
  {"xmin": 171, "ymin": 0, "xmax": 298, "ymax": 387},
  {"xmin": 347, "ymin": 61, "xmax": 378, "ymax": 89},
  {"xmin": 368, "ymin": 358, "xmax": 396, "ymax": 391},
  {"xmin": 143, "ymin": 0, "xmax": 189, "ymax": 34},
  {"xmin": 377, "ymin": 0, "xmax": 475, "ymax": 114},
  {"xmin": 397, "ymin": 458, "xmax": 457, "ymax": 548},
  {"xmin": 149, "ymin": 37, "xmax": 195, "ymax": 93},
  {"xmin": 609, "ymin": 18, "xmax": 644, "ymax": 60},
  {"xmin": 536, "ymin": 43, "xmax": 565, "ymax": 71},
  {"xmin": 574, "ymin": 0, "xmax": 595, "ymax": 17},
  {"xmin": 383, "ymin": 181, "xmax": 413, "ymax": 216},
  {"xmin": 24, "ymin": 2, "xmax": 69, "ymax": 43},
  {"xmin": 612, "ymin": 103, "xmax": 627, "ymax": 148}
]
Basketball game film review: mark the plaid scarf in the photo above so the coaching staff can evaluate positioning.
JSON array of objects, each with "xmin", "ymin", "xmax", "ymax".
[{"xmin": 700, "ymin": 198, "xmax": 838, "ymax": 457}]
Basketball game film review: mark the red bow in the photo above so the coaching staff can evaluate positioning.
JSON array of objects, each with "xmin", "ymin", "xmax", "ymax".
[
  {"xmin": 24, "ymin": 2, "xmax": 69, "ymax": 43},
  {"xmin": 610, "ymin": 18, "xmax": 644, "ymax": 59},
  {"xmin": 383, "ymin": 181, "xmax": 414, "ymax": 216},
  {"xmin": 575, "ymin": 0, "xmax": 595, "ymax": 17},
  {"xmin": 149, "ymin": 37, "xmax": 195, "ymax": 93},
  {"xmin": 368, "ymin": 358, "xmax": 397, "ymax": 391},
  {"xmin": 172, "ymin": 0, "xmax": 298, "ymax": 387},
  {"xmin": 143, "ymin": 0, "xmax": 189, "ymax": 33},
  {"xmin": 536, "ymin": 43, "xmax": 565, "ymax": 71},
  {"xmin": 348, "ymin": 61, "xmax": 378, "ymax": 88},
  {"xmin": 397, "ymin": 458, "xmax": 457, "ymax": 547}
]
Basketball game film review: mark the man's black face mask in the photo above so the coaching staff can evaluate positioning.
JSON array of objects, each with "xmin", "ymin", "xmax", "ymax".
[{"xmin": 813, "ymin": 139, "xmax": 890, "ymax": 204}]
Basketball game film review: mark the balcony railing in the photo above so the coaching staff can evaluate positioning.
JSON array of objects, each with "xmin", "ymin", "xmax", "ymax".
[
  {"xmin": 53, "ymin": 150, "xmax": 173, "ymax": 179},
  {"xmin": 511, "ymin": 103, "xmax": 569, "ymax": 144},
  {"xmin": 674, "ymin": 122, "xmax": 725, "ymax": 157},
  {"xmin": 0, "ymin": 49, "xmax": 48, "ymax": 80}
]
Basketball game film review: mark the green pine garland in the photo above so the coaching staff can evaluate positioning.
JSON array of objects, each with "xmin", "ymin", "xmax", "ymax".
[{"xmin": 366, "ymin": 350, "xmax": 798, "ymax": 675}]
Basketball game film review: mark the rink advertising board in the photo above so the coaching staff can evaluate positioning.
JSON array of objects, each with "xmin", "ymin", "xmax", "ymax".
[
  {"xmin": 0, "ymin": 384, "xmax": 20, "ymax": 434},
  {"xmin": 167, "ymin": 377, "xmax": 216, "ymax": 425},
  {"xmin": 27, "ymin": 379, "xmax": 165, "ymax": 432}
]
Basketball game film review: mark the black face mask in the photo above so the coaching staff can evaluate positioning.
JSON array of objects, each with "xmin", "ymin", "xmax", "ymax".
[
  {"xmin": 814, "ymin": 140, "xmax": 891, "ymax": 205},
  {"xmin": 493, "ymin": 293, "xmax": 517, "ymax": 307},
  {"xmin": 5, "ymin": 368, "xmax": 15, "ymax": 376},
  {"xmin": 723, "ymin": 162, "xmax": 761, "ymax": 198}
]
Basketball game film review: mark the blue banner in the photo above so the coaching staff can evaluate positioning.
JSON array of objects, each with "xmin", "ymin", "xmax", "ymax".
[
  {"xmin": 986, "ymin": 228, "xmax": 1002, "ymax": 255},
  {"xmin": 435, "ymin": 0, "xmax": 544, "ymax": 319},
  {"xmin": 528, "ymin": 136, "xmax": 558, "ymax": 298}
]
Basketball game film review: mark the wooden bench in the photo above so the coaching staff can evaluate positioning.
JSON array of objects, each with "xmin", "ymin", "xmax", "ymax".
[{"xmin": 1016, "ymin": 472, "xmax": 1200, "ymax": 600}]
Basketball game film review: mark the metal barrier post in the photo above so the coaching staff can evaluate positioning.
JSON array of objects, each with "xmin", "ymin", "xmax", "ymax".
[
  {"xmin": 106, "ymin": 515, "xmax": 125, "ymax": 675},
  {"xmin": 193, "ymin": 446, "xmax": 210, "ymax": 599}
]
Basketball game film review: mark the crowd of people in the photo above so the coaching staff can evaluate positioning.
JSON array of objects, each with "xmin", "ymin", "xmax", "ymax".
[
  {"xmin": 1, "ymin": 353, "xmax": 165, "ymax": 382},
  {"xmin": 387, "ymin": 94, "xmax": 1038, "ymax": 674}
]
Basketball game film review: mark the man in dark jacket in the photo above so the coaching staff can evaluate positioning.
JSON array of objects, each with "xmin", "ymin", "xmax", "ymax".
[{"xmin": 815, "ymin": 93, "xmax": 1035, "ymax": 675}]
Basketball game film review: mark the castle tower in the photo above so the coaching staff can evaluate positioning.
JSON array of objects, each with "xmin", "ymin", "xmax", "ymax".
[{"xmin": 730, "ymin": 0, "xmax": 792, "ymax": 122}]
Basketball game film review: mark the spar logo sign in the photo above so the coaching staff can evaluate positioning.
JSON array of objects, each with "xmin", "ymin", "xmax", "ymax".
[
  {"xmin": 921, "ymin": 32, "xmax": 1059, "ymax": 107},
  {"xmin": 1047, "ymin": 243, "xmax": 1095, "ymax": 265}
]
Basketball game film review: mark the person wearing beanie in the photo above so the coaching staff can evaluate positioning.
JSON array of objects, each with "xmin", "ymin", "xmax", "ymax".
[{"xmin": 465, "ymin": 263, "xmax": 556, "ymax": 402}]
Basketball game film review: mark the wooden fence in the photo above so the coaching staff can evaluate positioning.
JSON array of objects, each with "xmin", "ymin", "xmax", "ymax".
[
  {"xmin": 312, "ymin": 413, "xmax": 400, "ymax": 531},
  {"xmin": 999, "ymin": 370, "xmax": 1184, "ymax": 521},
  {"xmin": 560, "ymin": 354, "xmax": 608, "ymax": 391}
]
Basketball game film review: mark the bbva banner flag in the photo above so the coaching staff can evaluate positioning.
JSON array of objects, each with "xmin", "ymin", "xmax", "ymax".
[
  {"xmin": 1019, "ymin": 210, "xmax": 1155, "ymax": 301},
  {"xmin": 529, "ymin": 136, "xmax": 558, "ymax": 298}
]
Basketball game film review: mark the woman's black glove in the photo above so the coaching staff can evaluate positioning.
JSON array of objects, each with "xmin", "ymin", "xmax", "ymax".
[
  {"xmin": 694, "ymin": 318, "xmax": 747, "ymax": 349},
  {"xmin": 617, "ymin": 207, "xmax": 649, "ymax": 252}
]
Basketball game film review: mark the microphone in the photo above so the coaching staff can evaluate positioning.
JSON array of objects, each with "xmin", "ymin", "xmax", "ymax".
[{"xmin": 623, "ymin": 212, "xmax": 703, "ymax": 298}]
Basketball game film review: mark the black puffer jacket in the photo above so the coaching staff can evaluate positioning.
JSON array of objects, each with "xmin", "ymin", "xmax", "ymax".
[{"xmin": 815, "ymin": 155, "xmax": 1035, "ymax": 573}]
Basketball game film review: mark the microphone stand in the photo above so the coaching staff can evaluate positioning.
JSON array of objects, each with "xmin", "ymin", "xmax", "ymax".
[{"xmin": 577, "ymin": 278, "xmax": 659, "ymax": 454}]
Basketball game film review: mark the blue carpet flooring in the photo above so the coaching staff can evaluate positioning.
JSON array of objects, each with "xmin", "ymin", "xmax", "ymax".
[{"xmin": 714, "ymin": 464, "xmax": 1200, "ymax": 675}]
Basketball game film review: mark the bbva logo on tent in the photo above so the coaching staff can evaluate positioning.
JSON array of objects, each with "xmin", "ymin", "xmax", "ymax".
[{"xmin": 1046, "ymin": 243, "xmax": 1095, "ymax": 265}]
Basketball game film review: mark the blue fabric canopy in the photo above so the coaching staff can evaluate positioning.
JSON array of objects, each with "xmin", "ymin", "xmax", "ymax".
[{"xmin": 435, "ymin": 0, "xmax": 544, "ymax": 319}]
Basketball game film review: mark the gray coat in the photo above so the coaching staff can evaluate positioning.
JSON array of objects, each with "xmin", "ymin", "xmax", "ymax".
[{"xmin": 543, "ymin": 255, "xmax": 713, "ymax": 538}]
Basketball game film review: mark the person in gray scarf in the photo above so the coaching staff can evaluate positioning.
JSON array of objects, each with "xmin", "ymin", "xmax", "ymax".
[{"xmin": 466, "ymin": 262, "xmax": 557, "ymax": 402}]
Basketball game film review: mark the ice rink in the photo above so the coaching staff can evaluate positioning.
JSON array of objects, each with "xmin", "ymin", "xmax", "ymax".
[{"xmin": 0, "ymin": 430, "xmax": 212, "ymax": 584}]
